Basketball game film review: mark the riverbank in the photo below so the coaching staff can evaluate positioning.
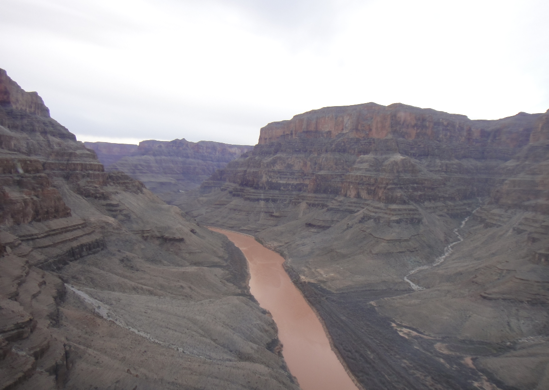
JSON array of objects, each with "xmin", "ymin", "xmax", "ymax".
[{"xmin": 209, "ymin": 227, "xmax": 359, "ymax": 390}]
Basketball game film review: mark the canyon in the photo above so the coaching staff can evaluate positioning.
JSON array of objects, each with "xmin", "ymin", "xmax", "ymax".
[
  {"xmin": 175, "ymin": 103, "xmax": 549, "ymax": 390},
  {"xmin": 85, "ymin": 139, "xmax": 252, "ymax": 202},
  {"xmin": 210, "ymin": 228, "xmax": 359, "ymax": 390},
  {"xmin": 0, "ymin": 69, "xmax": 298, "ymax": 390},
  {"xmin": 2, "ymin": 64, "xmax": 548, "ymax": 390}
]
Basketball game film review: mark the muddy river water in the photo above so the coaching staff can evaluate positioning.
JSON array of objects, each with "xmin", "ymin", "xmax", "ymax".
[{"xmin": 210, "ymin": 228, "xmax": 359, "ymax": 390}]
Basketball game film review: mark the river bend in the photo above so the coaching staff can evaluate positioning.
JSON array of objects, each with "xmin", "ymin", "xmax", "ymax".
[{"xmin": 210, "ymin": 228, "xmax": 359, "ymax": 390}]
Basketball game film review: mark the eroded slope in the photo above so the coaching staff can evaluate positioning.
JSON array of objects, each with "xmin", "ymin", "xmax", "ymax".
[{"xmin": 0, "ymin": 69, "xmax": 298, "ymax": 390}]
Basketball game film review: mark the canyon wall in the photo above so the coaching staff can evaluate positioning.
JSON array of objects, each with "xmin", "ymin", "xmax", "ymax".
[
  {"xmin": 86, "ymin": 139, "xmax": 253, "ymax": 202},
  {"xmin": 178, "ymin": 103, "xmax": 549, "ymax": 390},
  {"xmin": 83, "ymin": 142, "xmax": 138, "ymax": 168},
  {"xmin": 0, "ymin": 69, "xmax": 298, "ymax": 390},
  {"xmin": 0, "ymin": 69, "xmax": 50, "ymax": 117}
]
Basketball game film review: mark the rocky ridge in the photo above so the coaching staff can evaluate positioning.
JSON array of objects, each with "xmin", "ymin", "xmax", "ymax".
[
  {"xmin": 86, "ymin": 139, "xmax": 253, "ymax": 202},
  {"xmin": 178, "ymin": 103, "xmax": 549, "ymax": 390},
  {"xmin": 0, "ymin": 69, "xmax": 298, "ymax": 390}
]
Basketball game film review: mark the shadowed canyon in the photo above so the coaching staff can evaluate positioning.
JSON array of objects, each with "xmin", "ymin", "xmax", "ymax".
[{"xmin": 1, "ymin": 67, "xmax": 549, "ymax": 390}]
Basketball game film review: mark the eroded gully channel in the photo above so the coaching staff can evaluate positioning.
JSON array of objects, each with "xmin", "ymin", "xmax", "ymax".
[
  {"xmin": 209, "ymin": 228, "xmax": 359, "ymax": 390},
  {"xmin": 404, "ymin": 208, "xmax": 479, "ymax": 291}
]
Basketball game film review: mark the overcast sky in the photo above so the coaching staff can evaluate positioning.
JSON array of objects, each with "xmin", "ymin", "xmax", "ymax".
[{"xmin": 1, "ymin": 0, "xmax": 548, "ymax": 145}]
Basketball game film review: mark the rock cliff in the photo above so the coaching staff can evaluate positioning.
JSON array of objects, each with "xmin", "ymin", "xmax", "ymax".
[
  {"xmin": 0, "ymin": 69, "xmax": 50, "ymax": 117},
  {"xmin": 179, "ymin": 103, "xmax": 549, "ymax": 390},
  {"xmin": 86, "ymin": 139, "xmax": 252, "ymax": 202},
  {"xmin": 83, "ymin": 142, "xmax": 138, "ymax": 168},
  {"xmin": 0, "ymin": 69, "xmax": 298, "ymax": 390}
]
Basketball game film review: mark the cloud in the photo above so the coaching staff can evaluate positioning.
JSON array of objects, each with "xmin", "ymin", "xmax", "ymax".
[
  {"xmin": 1, "ymin": 0, "xmax": 548, "ymax": 145},
  {"xmin": 0, "ymin": 0, "xmax": 144, "ymax": 46},
  {"xmin": 158, "ymin": 0, "xmax": 353, "ymax": 46}
]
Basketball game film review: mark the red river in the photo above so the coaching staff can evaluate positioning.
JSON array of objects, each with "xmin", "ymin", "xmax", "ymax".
[{"xmin": 209, "ymin": 228, "xmax": 359, "ymax": 390}]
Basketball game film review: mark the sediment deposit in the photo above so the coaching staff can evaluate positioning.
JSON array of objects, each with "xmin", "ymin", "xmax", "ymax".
[
  {"xmin": 0, "ymin": 69, "xmax": 298, "ymax": 390},
  {"xmin": 178, "ymin": 103, "xmax": 549, "ymax": 390}
]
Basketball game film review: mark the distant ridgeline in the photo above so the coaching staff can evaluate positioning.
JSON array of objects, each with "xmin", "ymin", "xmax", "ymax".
[{"xmin": 85, "ymin": 139, "xmax": 253, "ymax": 201}]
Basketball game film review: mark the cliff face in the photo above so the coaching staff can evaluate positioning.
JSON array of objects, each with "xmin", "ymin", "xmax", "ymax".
[
  {"xmin": 179, "ymin": 103, "xmax": 549, "ymax": 390},
  {"xmin": 0, "ymin": 69, "xmax": 50, "ymax": 118},
  {"xmin": 83, "ymin": 142, "xmax": 138, "ymax": 168},
  {"xmin": 0, "ymin": 69, "xmax": 100, "ymax": 226},
  {"xmin": 0, "ymin": 69, "xmax": 298, "ymax": 390},
  {"xmin": 86, "ymin": 139, "xmax": 253, "ymax": 202},
  {"xmin": 258, "ymin": 103, "xmax": 535, "ymax": 147},
  {"xmin": 193, "ymin": 104, "xmax": 538, "ymax": 223},
  {"xmin": 487, "ymin": 110, "xmax": 549, "ymax": 214}
]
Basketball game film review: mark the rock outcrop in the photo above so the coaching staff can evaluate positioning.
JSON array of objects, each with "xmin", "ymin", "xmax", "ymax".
[
  {"xmin": 178, "ymin": 103, "xmax": 549, "ymax": 390},
  {"xmin": 0, "ymin": 69, "xmax": 50, "ymax": 117},
  {"xmin": 0, "ymin": 69, "xmax": 298, "ymax": 390},
  {"xmin": 86, "ymin": 139, "xmax": 253, "ymax": 202}
]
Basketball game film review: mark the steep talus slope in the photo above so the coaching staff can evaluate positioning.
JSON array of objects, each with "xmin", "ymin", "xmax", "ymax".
[
  {"xmin": 86, "ymin": 139, "xmax": 253, "ymax": 202},
  {"xmin": 178, "ymin": 103, "xmax": 549, "ymax": 389},
  {"xmin": 0, "ymin": 69, "xmax": 298, "ymax": 390}
]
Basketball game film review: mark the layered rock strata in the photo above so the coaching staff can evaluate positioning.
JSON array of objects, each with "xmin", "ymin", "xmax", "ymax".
[
  {"xmin": 0, "ymin": 69, "xmax": 298, "ymax": 390},
  {"xmin": 86, "ymin": 139, "xmax": 253, "ymax": 202},
  {"xmin": 178, "ymin": 103, "xmax": 549, "ymax": 390},
  {"xmin": 83, "ymin": 142, "xmax": 137, "ymax": 168}
]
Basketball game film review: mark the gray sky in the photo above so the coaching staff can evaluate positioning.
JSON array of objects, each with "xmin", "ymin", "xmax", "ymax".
[{"xmin": 1, "ymin": 0, "xmax": 548, "ymax": 145}]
